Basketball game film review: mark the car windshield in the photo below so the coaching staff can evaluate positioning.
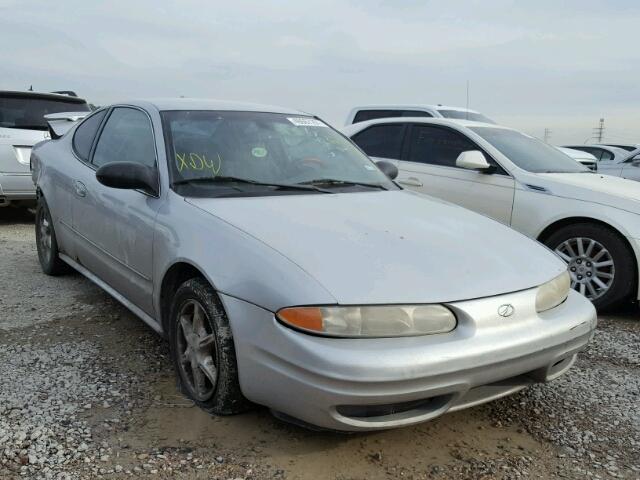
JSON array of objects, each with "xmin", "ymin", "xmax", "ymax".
[
  {"xmin": 0, "ymin": 94, "xmax": 90, "ymax": 130},
  {"xmin": 437, "ymin": 110, "xmax": 496, "ymax": 124},
  {"xmin": 470, "ymin": 127, "xmax": 589, "ymax": 173},
  {"xmin": 623, "ymin": 148, "xmax": 640, "ymax": 163},
  {"xmin": 162, "ymin": 110, "xmax": 395, "ymax": 196}
]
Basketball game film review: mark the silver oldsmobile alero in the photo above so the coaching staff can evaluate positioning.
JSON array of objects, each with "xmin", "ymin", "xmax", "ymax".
[{"xmin": 31, "ymin": 99, "xmax": 596, "ymax": 431}]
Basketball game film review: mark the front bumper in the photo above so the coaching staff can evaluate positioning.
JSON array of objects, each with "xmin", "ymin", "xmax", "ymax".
[
  {"xmin": 629, "ymin": 238, "xmax": 640, "ymax": 301},
  {"xmin": 221, "ymin": 289, "xmax": 596, "ymax": 432},
  {"xmin": 0, "ymin": 173, "xmax": 36, "ymax": 203}
]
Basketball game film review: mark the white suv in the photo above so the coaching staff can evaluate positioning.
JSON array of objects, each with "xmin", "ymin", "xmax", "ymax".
[
  {"xmin": 0, "ymin": 90, "xmax": 90, "ymax": 208},
  {"xmin": 346, "ymin": 105, "xmax": 496, "ymax": 125}
]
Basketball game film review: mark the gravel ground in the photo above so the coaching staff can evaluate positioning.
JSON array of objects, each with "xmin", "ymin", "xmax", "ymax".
[{"xmin": 1, "ymin": 208, "xmax": 639, "ymax": 480}]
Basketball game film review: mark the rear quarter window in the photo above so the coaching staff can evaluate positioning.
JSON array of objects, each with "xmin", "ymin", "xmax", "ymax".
[
  {"xmin": 351, "ymin": 124, "xmax": 406, "ymax": 159},
  {"xmin": 72, "ymin": 110, "xmax": 108, "ymax": 161}
]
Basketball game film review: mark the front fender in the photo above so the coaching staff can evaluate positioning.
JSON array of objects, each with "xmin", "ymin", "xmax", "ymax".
[{"xmin": 152, "ymin": 193, "xmax": 338, "ymax": 317}]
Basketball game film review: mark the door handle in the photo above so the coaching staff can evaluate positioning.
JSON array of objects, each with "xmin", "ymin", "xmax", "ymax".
[
  {"xmin": 74, "ymin": 180, "xmax": 87, "ymax": 198},
  {"xmin": 398, "ymin": 177, "xmax": 423, "ymax": 187}
]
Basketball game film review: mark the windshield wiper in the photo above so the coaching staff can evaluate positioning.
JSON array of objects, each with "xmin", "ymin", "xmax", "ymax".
[
  {"xmin": 298, "ymin": 178, "xmax": 388, "ymax": 190},
  {"xmin": 172, "ymin": 176, "xmax": 331, "ymax": 193}
]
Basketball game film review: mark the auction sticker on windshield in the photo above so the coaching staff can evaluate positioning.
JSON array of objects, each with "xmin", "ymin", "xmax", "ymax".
[{"xmin": 287, "ymin": 117, "xmax": 327, "ymax": 127}]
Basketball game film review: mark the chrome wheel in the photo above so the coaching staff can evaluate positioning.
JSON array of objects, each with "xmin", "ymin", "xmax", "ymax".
[
  {"xmin": 554, "ymin": 237, "xmax": 615, "ymax": 301},
  {"xmin": 38, "ymin": 212, "xmax": 52, "ymax": 263},
  {"xmin": 176, "ymin": 300, "xmax": 218, "ymax": 401}
]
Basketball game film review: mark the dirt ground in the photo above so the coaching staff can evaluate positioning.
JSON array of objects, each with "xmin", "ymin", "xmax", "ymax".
[{"xmin": 1, "ymin": 208, "xmax": 638, "ymax": 480}]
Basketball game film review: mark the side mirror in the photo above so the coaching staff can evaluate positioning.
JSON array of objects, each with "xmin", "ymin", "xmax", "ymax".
[
  {"xmin": 632, "ymin": 155, "xmax": 640, "ymax": 166},
  {"xmin": 96, "ymin": 161, "xmax": 158, "ymax": 196},
  {"xmin": 376, "ymin": 160, "xmax": 399, "ymax": 180},
  {"xmin": 456, "ymin": 150, "xmax": 492, "ymax": 171}
]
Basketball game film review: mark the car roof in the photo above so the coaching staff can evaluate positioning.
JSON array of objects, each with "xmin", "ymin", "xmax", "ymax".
[
  {"xmin": 602, "ymin": 143, "xmax": 640, "ymax": 147},
  {"xmin": 591, "ymin": 144, "xmax": 633, "ymax": 153},
  {"xmin": 343, "ymin": 116, "xmax": 509, "ymax": 133},
  {"xmin": 351, "ymin": 104, "xmax": 483, "ymax": 114},
  {"xmin": 122, "ymin": 98, "xmax": 308, "ymax": 115},
  {"xmin": 564, "ymin": 144, "xmax": 630, "ymax": 156},
  {"xmin": 564, "ymin": 144, "xmax": 611, "ymax": 150},
  {"xmin": 0, "ymin": 90, "xmax": 88, "ymax": 104},
  {"xmin": 557, "ymin": 147, "xmax": 597, "ymax": 160}
]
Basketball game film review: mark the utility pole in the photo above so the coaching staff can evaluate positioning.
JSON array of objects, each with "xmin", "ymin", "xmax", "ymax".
[
  {"xmin": 543, "ymin": 128, "xmax": 552, "ymax": 143},
  {"xmin": 593, "ymin": 118, "xmax": 605, "ymax": 143},
  {"xmin": 465, "ymin": 80, "xmax": 469, "ymax": 120}
]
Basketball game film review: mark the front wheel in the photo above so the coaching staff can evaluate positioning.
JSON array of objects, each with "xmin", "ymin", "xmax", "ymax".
[
  {"xmin": 169, "ymin": 278, "xmax": 250, "ymax": 415},
  {"xmin": 544, "ymin": 223, "xmax": 635, "ymax": 310}
]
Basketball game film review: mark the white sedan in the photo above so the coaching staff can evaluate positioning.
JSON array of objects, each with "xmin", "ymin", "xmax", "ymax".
[
  {"xmin": 344, "ymin": 118, "xmax": 640, "ymax": 310},
  {"xmin": 563, "ymin": 144, "xmax": 640, "ymax": 181}
]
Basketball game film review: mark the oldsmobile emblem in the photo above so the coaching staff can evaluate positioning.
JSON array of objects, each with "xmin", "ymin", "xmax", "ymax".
[{"xmin": 498, "ymin": 304, "xmax": 515, "ymax": 317}]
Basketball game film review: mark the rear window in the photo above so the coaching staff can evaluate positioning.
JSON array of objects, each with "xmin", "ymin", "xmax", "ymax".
[
  {"xmin": 0, "ymin": 93, "xmax": 90, "ymax": 131},
  {"xmin": 353, "ymin": 109, "xmax": 432, "ymax": 123}
]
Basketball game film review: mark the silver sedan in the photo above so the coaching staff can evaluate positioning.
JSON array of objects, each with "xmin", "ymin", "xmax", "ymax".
[{"xmin": 31, "ymin": 99, "xmax": 596, "ymax": 431}]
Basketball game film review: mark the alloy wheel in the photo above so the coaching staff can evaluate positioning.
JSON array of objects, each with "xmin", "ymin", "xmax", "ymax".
[
  {"xmin": 554, "ymin": 237, "xmax": 615, "ymax": 301},
  {"xmin": 176, "ymin": 300, "xmax": 219, "ymax": 401},
  {"xmin": 38, "ymin": 212, "xmax": 52, "ymax": 264}
]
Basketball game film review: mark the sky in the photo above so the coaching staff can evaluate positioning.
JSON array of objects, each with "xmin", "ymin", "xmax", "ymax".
[{"xmin": 1, "ymin": 0, "xmax": 638, "ymax": 144}]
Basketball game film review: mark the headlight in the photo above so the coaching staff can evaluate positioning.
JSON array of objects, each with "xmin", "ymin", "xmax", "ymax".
[
  {"xmin": 536, "ymin": 271, "xmax": 571, "ymax": 313},
  {"xmin": 276, "ymin": 305, "xmax": 456, "ymax": 338}
]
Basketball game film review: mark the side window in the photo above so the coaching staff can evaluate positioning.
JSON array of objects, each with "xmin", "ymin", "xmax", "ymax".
[
  {"xmin": 408, "ymin": 125, "xmax": 477, "ymax": 167},
  {"xmin": 600, "ymin": 150, "xmax": 614, "ymax": 161},
  {"xmin": 72, "ymin": 110, "xmax": 107, "ymax": 161},
  {"xmin": 579, "ymin": 147, "xmax": 602, "ymax": 160},
  {"xmin": 353, "ymin": 110, "xmax": 401, "ymax": 123},
  {"xmin": 351, "ymin": 124, "xmax": 405, "ymax": 159},
  {"xmin": 93, "ymin": 108, "xmax": 156, "ymax": 168}
]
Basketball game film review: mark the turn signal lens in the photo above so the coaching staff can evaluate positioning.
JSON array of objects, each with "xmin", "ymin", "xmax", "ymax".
[
  {"xmin": 276, "ymin": 305, "xmax": 456, "ymax": 338},
  {"xmin": 536, "ymin": 271, "xmax": 571, "ymax": 313},
  {"xmin": 277, "ymin": 307, "xmax": 323, "ymax": 331}
]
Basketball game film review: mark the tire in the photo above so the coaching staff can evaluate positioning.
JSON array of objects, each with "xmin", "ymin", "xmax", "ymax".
[
  {"xmin": 35, "ymin": 196, "xmax": 70, "ymax": 276},
  {"xmin": 169, "ymin": 277, "xmax": 250, "ymax": 415},
  {"xmin": 544, "ymin": 223, "xmax": 635, "ymax": 311}
]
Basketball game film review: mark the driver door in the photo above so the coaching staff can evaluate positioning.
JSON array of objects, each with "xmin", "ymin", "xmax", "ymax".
[{"xmin": 71, "ymin": 106, "xmax": 161, "ymax": 315}]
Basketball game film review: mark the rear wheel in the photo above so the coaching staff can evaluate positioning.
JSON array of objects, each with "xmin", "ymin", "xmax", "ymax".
[
  {"xmin": 169, "ymin": 278, "xmax": 249, "ymax": 415},
  {"xmin": 544, "ymin": 223, "xmax": 635, "ymax": 310},
  {"xmin": 35, "ymin": 197, "xmax": 69, "ymax": 276}
]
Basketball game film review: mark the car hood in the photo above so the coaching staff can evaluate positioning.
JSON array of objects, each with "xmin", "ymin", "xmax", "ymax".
[
  {"xmin": 530, "ymin": 173, "xmax": 640, "ymax": 213},
  {"xmin": 187, "ymin": 190, "xmax": 566, "ymax": 305}
]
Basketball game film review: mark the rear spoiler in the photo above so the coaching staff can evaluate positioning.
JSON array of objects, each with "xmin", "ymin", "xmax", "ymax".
[{"xmin": 45, "ymin": 111, "xmax": 89, "ymax": 139}]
